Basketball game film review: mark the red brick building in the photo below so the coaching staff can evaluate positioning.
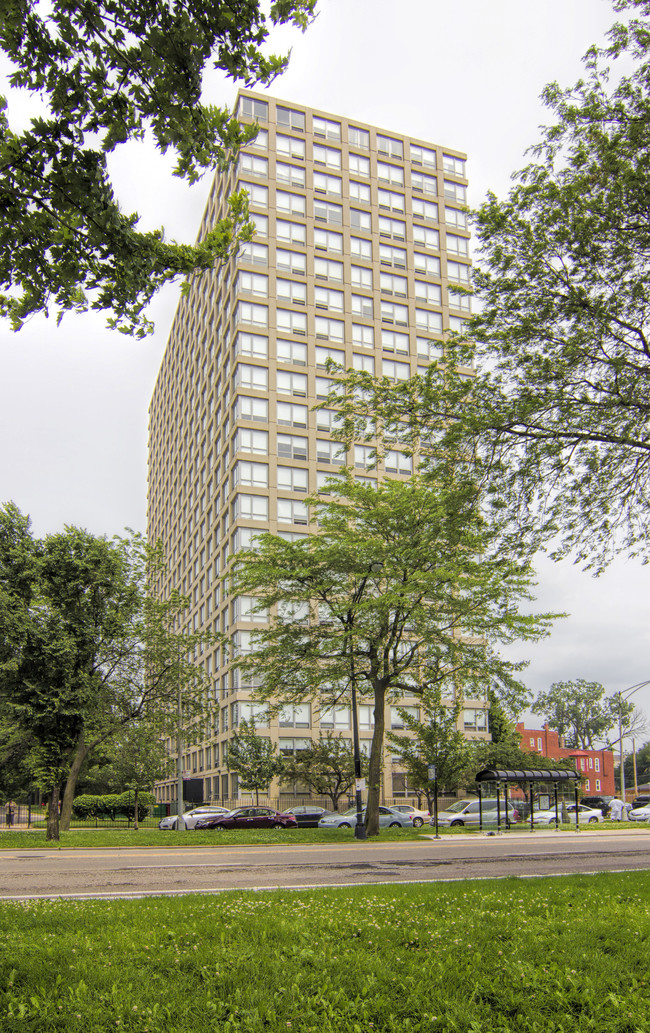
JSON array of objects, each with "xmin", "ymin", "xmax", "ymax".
[{"xmin": 516, "ymin": 723, "xmax": 615, "ymax": 795}]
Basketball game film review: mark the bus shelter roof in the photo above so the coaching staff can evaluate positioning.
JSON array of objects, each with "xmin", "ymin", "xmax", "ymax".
[{"xmin": 475, "ymin": 768, "xmax": 581, "ymax": 783}]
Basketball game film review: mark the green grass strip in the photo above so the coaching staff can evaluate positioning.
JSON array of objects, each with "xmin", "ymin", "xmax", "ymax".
[{"xmin": 1, "ymin": 873, "xmax": 649, "ymax": 1032}]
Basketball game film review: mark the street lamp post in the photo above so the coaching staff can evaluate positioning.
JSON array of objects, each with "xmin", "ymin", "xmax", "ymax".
[
  {"xmin": 176, "ymin": 632, "xmax": 186, "ymax": 832},
  {"xmin": 616, "ymin": 680, "xmax": 650, "ymax": 802},
  {"xmin": 348, "ymin": 560, "xmax": 383, "ymax": 841}
]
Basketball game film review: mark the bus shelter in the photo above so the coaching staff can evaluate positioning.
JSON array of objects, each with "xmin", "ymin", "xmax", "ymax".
[{"xmin": 474, "ymin": 768, "xmax": 582, "ymax": 832}]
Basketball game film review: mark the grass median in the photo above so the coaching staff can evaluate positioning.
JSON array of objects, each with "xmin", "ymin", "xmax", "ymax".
[{"xmin": 2, "ymin": 872, "xmax": 649, "ymax": 1032}]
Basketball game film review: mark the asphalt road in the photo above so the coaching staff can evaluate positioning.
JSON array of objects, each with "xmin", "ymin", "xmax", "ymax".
[{"xmin": 2, "ymin": 829, "xmax": 650, "ymax": 900}]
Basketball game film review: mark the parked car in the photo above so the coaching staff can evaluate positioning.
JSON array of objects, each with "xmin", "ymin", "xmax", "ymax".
[
  {"xmin": 195, "ymin": 806, "xmax": 298, "ymax": 830},
  {"xmin": 389, "ymin": 804, "xmax": 430, "ymax": 828},
  {"xmin": 318, "ymin": 806, "xmax": 414, "ymax": 829},
  {"xmin": 432, "ymin": 799, "xmax": 518, "ymax": 828},
  {"xmin": 283, "ymin": 805, "xmax": 335, "ymax": 827},
  {"xmin": 533, "ymin": 803, "xmax": 603, "ymax": 825},
  {"xmin": 580, "ymin": 795, "xmax": 613, "ymax": 817},
  {"xmin": 629, "ymin": 805, "xmax": 650, "ymax": 821},
  {"xmin": 632, "ymin": 795, "xmax": 650, "ymax": 810},
  {"xmin": 158, "ymin": 805, "xmax": 231, "ymax": 830}
]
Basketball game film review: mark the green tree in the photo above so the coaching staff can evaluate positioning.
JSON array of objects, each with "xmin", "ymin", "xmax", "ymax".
[
  {"xmin": 0, "ymin": 503, "xmax": 208, "ymax": 839},
  {"xmin": 471, "ymin": 693, "xmax": 570, "ymax": 774},
  {"xmin": 533, "ymin": 679, "xmax": 634, "ymax": 750},
  {"xmin": 279, "ymin": 733, "xmax": 368, "ymax": 811},
  {"xmin": 230, "ymin": 474, "xmax": 558, "ymax": 836},
  {"xmin": 227, "ymin": 719, "xmax": 282, "ymax": 805},
  {"xmin": 98, "ymin": 722, "xmax": 171, "ymax": 829},
  {"xmin": 386, "ymin": 687, "xmax": 474, "ymax": 812},
  {"xmin": 325, "ymin": 2, "xmax": 650, "ymax": 572},
  {"xmin": 0, "ymin": 0, "xmax": 315, "ymax": 335}
]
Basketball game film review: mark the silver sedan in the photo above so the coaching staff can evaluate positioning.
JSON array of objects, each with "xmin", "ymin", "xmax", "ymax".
[
  {"xmin": 158, "ymin": 806, "xmax": 231, "ymax": 830},
  {"xmin": 318, "ymin": 806, "xmax": 414, "ymax": 829}
]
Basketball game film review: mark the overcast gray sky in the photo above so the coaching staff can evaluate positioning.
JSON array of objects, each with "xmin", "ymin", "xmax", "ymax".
[{"xmin": 2, "ymin": 0, "xmax": 648, "ymax": 725}]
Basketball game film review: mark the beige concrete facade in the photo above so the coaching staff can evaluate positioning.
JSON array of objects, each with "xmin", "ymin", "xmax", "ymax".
[{"xmin": 148, "ymin": 91, "xmax": 488, "ymax": 808}]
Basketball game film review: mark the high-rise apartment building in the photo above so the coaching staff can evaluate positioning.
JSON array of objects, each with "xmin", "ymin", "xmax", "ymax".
[{"xmin": 148, "ymin": 91, "xmax": 485, "ymax": 808}]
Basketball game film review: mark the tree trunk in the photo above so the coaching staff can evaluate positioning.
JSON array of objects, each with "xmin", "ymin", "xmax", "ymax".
[
  {"xmin": 134, "ymin": 788, "xmax": 139, "ymax": 830},
  {"xmin": 366, "ymin": 684, "xmax": 386, "ymax": 836},
  {"xmin": 59, "ymin": 732, "xmax": 89, "ymax": 831},
  {"xmin": 46, "ymin": 783, "xmax": 60, "ymax": 842}
]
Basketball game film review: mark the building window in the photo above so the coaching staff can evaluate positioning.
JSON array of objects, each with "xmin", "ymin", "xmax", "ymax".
[
  {"xmin": 276, "ymin": 134, "xmax": 306, "ymax": 160},
  {"xmin": 239, "ymin": 96, "xmax": 268, "ymax": 121},
  {"xmin": 414, "ymin": 252, "xmax": 441, "ymax": 278},
  {"xmin": 277, "ymin": 309, "xmax": 307, "ymax": 336},
  {"xmin": 277, "ymin": 433, "xmax": 308, "ymax": 461},
  {"xmin": 279, "ymin": 703, "xmax": 312, "ymax": 727},
  {"xmin": 381, "ymin": 301, "xmax": 408, "ymax": 326},
  {"xmin": 412, "ymin": 172, "xmax": 437, "ymax": 196},
  {"xmin": 537, "ymin": 737, "xmax": 543, "ymax": 752},
  {"xmin": 314, "ymin": 228, "xmax": 344, "ymax": 253},
  {"xmin": 447, "ymin": 261, "xmax": 471, "ymax": 284},
  {"xmin": 315, "ymin": 345, "xmax": 345, "ymax": 368},
  {"xmin": 380, "ymin": 272, "xmax": 407, "ymax": 297},
  {"xmin": 320, "ymin": 706, "xmax": 351, "ymax": 729},
  {"xmin": 391, "ymin": 706, "xmax": 419, "ymax": 729},
  {"xmin": 315, "ymin": 286, "xmax": 344, "ymax": 312},
  {"xmin": 276, "ymin": 249, "xmax": 306, "ymax": 276},
  {"xmin": 350, "ymin": 236, "xmax": 372, "ymax": 260},
  {"xmin": 239, "ymin": 154, "xmax": 268, "ymax": 178},
  {"xmin": 239, "ymin": 182, "xmax": 268, "ymax": 207},
  {"xmin": 378, "ymin": 188, "xmax": 405, "ymax": 214},
  {"xmin": 413, "ymin": 198, "xmax": 439, "ymax": 222},
  {"xmin": 277, "ymin": 369, "xmax": 307, "ymax": 396},
  {"xmin": 276, "ymin": 190, "xmax": 306, "ymax": 217},
  {"xmin": 415, "ymin": 309, "xmax": 443, "ymax": 334},
  {"xmin": 595, "ymin": 758, "xmax": 600, "ymax": 772},
  {"xmin": 277, "ymin": 106, "xmax": 305, "ymax": 132},
  {"xmin": 314, "ymin": 172, "xmax": 342, "ymax": 196},
  {"xmin": 235, "ymin": 395, "xmax": 268, "ymax": 422},
  {"xmin": 378, "ymin": 216, "xmax": 406, "ymax": 240},
  {"xmin": 352, "ymin": 324, "xmax": 374, "ymax": 348},
  {"xmin": 415, "ymin": 281, "xmax": 442, "ymax": 305},
  {"xmin": 240, "ymin": 702, "xmax": 270, "ymax": 726},
  {"xmin": 317, "ymin": 438, "xmax": 346, "ymax": 465},
  {"xmin": 277, "ymin": 465, "xmax": 309, "ymax": 492},
  {"xmin": 447, "ymin": 233, "xmax": 470, "ymax": 258},
  {"xmin": 349, "ymin": 126, "xmax": 370, "ymax": 150},
  {"xmin": 313, "ymin": 116, "xmax": 341, "ymax": 141},
  {"xmin": 377, "ymin": 162, "xmax": 404, "ymax": 188},
  {"xmin": 464, "ymin": 708, "xmax": 488, "ymax": 732},
  {"xmin": 595, "ymin": 779, "xmax": 601, "ymax": 791},
  {"xmin": 351, "ymin": 294, "xmax": 373, "ymax": 319},
  {"xmin": 416, "ymin": 337, "xmax": 443, "ymax": 361},
  {"xmin": 276, "ymin": 220, "xmax": 307, "ymax": 246},
  {"xmin": 276, "ymin": 279, "xmax": 307, "ymax": 305},
  {"xmin": 250, "ymin": 212, "xmax": 268, "ymax": 237},
  {"xmin": 377, "ymin": 135, "xmax": 404, "ymax": 159},
  {"xmin": 443, "ymin": 154, "xmax": 466, "ymax": 177},
  {"xmin": 349, "ymin": 180, "xmax": 371, "ymax": 204},
  {"xmin": 350, "ymin": 208, "xmax": 372, "ymax": 232},
  {"xmin": 444, "ymin": 181, "xmax": 467, "ymax": 204},
  {"xmin": 381, "ymin": 329, "xmax": 409, "ymax": 354},
  {"xmin": 314, "ymin": 257, "xmax": 344, "ymax": 282},
  {"xmin": 314, "ymin": 144, "xmax": 341, "ymax": 169},
  {"xmin": 315, "ymin": 408, "xmax": 339, "ymax": 432},
  {"xmin": 353, "ymin": 353, "xmax": 375, "ymax": 373},
  {"xmin": 236, "ymin": 271, "xmax": 268, "ymax": 297},
  {"xmin": 235, "ymin": 301, "xmax": 268, "ymax": 328},
  {"xmin": 235, "ymin": 332, "xmax": 268, "ymax": 360},
  {"xmin": 235, "ymin": 363, "xmax": 268, "ymax": 391},
  {"xmin": 277, "ymin": 401, "xmax": 308, "ymax": 427},
  {"xmin": 277, "ymin": 498, "xmax": 309, "ymax": 525},
  {"xmin": 239, "ymin": 242, "xmax": 268, "ymax": 267},
  {"xmin": 413, "ymin": 225, "xmax": 440, "ymax": 250},
  {"xmin": 411, "ymin": 144, "xmax": 437, "ymax": 168},
  {"xmin": 277, "ymin": 338, "xmax": 307, "ymax": 366},
  {"xmin": 232, "ymin": 493, "xmax": 268, "ymax": 521},
  {"xmin": 234, "ymin": 428, "xmax": 268, "ymax": 455},
  {"xmin": 446, "ymin": 206, "xmax": 468, "ymax": 230},
  {"xmin": 276, "ymin": 162, "xmax": 306, "ymax": 188},
  {"xmin": 315, "ymin": 318, "xmax": 344, "ymax": 344},
  {"xmin": 349, "ymin": 153, "xmax": 370, "ymax": 178},
  {"xmin": 384, "ymin": 449, "xmax": 412, "ymax": 474},
  {"xmin": 382, "ymin": 359, "xmax": 410, "ymax": 382}
]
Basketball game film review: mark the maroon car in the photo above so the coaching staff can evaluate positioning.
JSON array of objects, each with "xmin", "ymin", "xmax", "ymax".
[{"xmin": 195, "ymin": 806, "xmax": 298, "ymax": 830}]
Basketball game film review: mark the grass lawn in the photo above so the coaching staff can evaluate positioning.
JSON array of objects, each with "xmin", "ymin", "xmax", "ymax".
[
  {"xmin": 1, "ymin": 820, "xmax": 646, "ymax": 850},
  {"xmin": 1, "ymin": 873, "xmax": 649, "ymax": 1032}
]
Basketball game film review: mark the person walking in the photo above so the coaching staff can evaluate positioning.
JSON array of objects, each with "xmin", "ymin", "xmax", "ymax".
[
  {"xmin": 5, "ymin": 800, "xmax": 15, "ymax": 827},
  {"xmin": 609, "ymin": 795, "xmax": 624, "ymax": 821}
]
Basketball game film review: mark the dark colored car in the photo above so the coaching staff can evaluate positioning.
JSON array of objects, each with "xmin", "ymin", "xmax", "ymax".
[
  {"xmin": 195, "ymin": 806, "xmax": 298, "ymax": 830},
  {"xmin": 580, "ymin": 795, "xmax": 613, "ymax": 817},
  {"xmin": 283, "ymin": 805, "xmax": 334, "ymax": 827},
  {"xmin": 632, "ymin": 795, "xmax": 650, "ymax": 810}
]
